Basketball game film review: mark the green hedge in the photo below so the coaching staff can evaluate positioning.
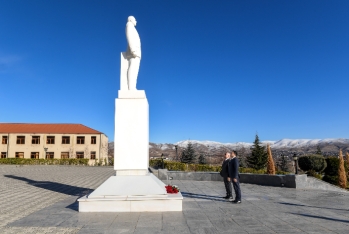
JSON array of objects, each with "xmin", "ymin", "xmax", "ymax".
[
  {"xmin": 0, "ymin": 158, "xmax": 89, "ymax": 165},
  {"xmin": 323, "ymin": 157, "xmax": 348, "ymax": 186},
  {"xmin": 298, "ymin": 155, "xmax": 327, "ymax": 173},
  {"xmin": 149, "ymin": 159, "xmax": 290, "ymax": 174}
]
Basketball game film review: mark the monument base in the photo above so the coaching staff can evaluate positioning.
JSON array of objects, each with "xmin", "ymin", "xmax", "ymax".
[{"xmin": 78, "ymin": 173, "xmax": 183, "ymax": 212}]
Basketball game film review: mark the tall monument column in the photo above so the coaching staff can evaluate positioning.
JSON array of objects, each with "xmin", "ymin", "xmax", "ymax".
[
  {"xmin": 78, "ymin": 16, "xmax": 182, "ymax": 212},
  {"xmin": 115, "ymin": 15, "xmax": 148, "ymax": 175}
]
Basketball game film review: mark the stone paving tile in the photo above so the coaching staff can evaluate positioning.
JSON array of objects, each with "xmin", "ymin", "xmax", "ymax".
[{"xmin": 1, "ymin": 165, "xmax": 349, "ymax": 233}]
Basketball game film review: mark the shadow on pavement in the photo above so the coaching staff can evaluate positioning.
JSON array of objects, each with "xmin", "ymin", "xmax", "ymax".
[
  {"xmin": 181, "ymin": 192, "xmax": 226, "ymax": 202},
  {"xmin": 280, "ymin": 202, "xmax": 349, "ymax": 212},
  {"xmin": 4, "ymin": 175, "xmax": 92, "ymax": 197},
  {"xmin": 290, "ymin": 212, "xmax": 349, "ymax": 223}
]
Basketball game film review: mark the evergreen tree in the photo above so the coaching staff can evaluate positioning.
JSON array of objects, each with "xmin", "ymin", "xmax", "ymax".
[
  {"xmin": 246, "ymin": 134, "xmax": 268, "ymax": 170},
  {"xmin": 180, "ymin": 141, "xmax": 197, "ymax": 164},
  {"xmin": 280, "ymin": 154, "xmax": 289, "ymax": 172},
  {"xmin": 315, "ymin": 145, "xmax": 322, "ymax": 155},
  {"xmin": 198, "ymin": 153, "xmax": 206, "ymax": 164}
]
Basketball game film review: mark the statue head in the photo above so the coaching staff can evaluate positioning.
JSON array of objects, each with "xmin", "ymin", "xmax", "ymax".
[{"xmin": 128, "ymin": 16, "xmax": 137, "ymax": 26}]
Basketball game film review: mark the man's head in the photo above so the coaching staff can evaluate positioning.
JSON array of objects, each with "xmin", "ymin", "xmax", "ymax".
[
  {"xmin": 128, "ymin": 16, "xmax": 137, "ymax": 26},
  {"xmin": 225, "ymin": 152, "xmax": 231, "ymax": 159},
  {"xmin": 231, "ymin": 151, "xmax": 237, "ymax": 158}
]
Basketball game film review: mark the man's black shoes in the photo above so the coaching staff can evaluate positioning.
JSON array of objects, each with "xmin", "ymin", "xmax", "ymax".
[
  {"xmin": 232, "ymin": 200, "xmax": 241, "ymax": 204},
  {"xmin": 222, "ymin": 195, "xmax": 230, "ymax": 199}
]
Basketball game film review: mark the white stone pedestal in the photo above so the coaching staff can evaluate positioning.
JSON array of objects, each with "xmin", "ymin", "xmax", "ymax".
[
  {"xmin": 78, "ymin": 174, "xmax": 183, "ymax": 212},
  {"xmin": 114, "ymin": 91, "xmax": 149, "ymax": 175},
  {"xmin": 78, "ymin": 90, "xmax": 183, "ymax": 212}
]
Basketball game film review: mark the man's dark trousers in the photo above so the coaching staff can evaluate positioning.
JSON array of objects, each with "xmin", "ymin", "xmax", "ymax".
[
  {"xmin": 221, "ymin": 159, "xmax": 232, "ymax": 197},
  {"xmin": 224, "ymin": 177, "xmax": 232, "ymax": 197},
  {"xmin": 232, "ymin": 179, "xmax": 241, "ymax": 201}
]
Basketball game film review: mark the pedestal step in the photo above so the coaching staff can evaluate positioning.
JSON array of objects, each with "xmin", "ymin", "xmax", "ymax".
[{"xmin": 78, "ymin": 173, "xmax": 183, "ymax": 212}]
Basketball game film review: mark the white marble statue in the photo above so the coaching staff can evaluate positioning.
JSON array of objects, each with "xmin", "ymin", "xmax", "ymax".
[{"xmin": 125, "ymin": 16, "xmax": 141, "ymax": 90}]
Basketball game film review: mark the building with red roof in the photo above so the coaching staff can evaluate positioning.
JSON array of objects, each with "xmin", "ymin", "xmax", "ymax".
[{"xmin": 0, "ymin": 123, "xmax": 108, "ymax": 164}]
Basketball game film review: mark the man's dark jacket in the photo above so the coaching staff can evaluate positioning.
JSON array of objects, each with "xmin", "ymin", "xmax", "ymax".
[
  {"xmin": 228, "ymin": 157, "xmax": 240, "ymax": 179},
  {"xmin": 220, "ymin": 159, "xmax": 230, "ymax": 177}
]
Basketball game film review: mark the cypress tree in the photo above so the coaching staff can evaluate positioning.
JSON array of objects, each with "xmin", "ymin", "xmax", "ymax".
[
  {"xmin": 266, "ymin": 144, "xmax": 276, "ymax": 175},
  {"xmin": 338, "ymin": 149, "xmax": 347, "ymax": 189},
  {"xmin": 180, "ymin": 141, "xmax": 197, "ymax": 164},
  {"xmin": 247, "ymin": 134, "xmax": 268, "ymax": 170}
]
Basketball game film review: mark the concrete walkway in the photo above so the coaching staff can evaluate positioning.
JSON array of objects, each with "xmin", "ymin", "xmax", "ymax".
[{"xmin": 1, "ymin": 165, "xmax": 349, "ymax": 233}]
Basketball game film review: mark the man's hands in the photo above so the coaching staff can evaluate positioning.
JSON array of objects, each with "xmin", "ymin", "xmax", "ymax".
[{"xmin": 228, "ymin": 177, "xmax": 237, "ymax": 182}]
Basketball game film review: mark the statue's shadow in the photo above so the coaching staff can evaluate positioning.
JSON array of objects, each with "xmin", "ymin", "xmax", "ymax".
[{"xmin": 5, "ymin": 175, "xmax": 92, "ymax": 211}]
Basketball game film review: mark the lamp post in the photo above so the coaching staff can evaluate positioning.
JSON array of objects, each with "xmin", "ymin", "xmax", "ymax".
[
  {"xmin": 44, "ymin": 147, "xmax": 48, "ymax": 159},
  {"xmin": 292, "ymin": 154, "xmax": 298, "ymax": 174},
  {"xmin": 174, "ymin": 145, "xmax": 178, "ymax": 162}
]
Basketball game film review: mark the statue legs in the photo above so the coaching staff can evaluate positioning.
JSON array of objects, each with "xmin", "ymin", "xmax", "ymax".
[{"xmin": 127, "ymin": 57, "xmax": 140, "ymax": 90}]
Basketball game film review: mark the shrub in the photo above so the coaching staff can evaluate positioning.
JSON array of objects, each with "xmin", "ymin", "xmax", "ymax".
[
  {"xmin": 298, "ymin": 155, "xmax": 327, "ymax": 173},
  {"xmin": 324, "ymin": 157, "xmax": 340, "ymax": 176},
  {"xmin": 323, "ymin": 156, "xmax": 348, "ymax": 187},
  {"xmin": 323, "ymin": 157, "xmax": 340, "ymax": 185},
  {"xmin": 0, "ymin": 158, "xmax": 89, "ymax": 165}
]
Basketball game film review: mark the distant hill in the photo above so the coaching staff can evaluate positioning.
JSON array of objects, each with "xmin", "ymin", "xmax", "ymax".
[{"xmin": 109, "ymin": 138, "xmax": 349, "ymax": 163}]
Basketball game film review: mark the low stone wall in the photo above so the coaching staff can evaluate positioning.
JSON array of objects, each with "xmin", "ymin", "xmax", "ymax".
[{"xmin": 149, "ymin": 168, "xmax": 348, "ymax": 193}]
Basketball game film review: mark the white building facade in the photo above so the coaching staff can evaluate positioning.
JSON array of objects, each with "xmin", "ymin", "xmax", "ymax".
[{"xmin": 0, "ymin": 123, "xmax": 108, "ymax": 164}]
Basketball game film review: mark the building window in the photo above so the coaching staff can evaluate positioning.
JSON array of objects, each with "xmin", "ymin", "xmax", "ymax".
[
  {"xmin": 16, "ymin": 136, "xmax": 25, "ymax": 144},
  {"xmin": 2, "ymin": 136, "xmax": 8, "ymax": 144},
  {"xmin": 15, "ymin": 152, "xmax": 24, "ymax": 158},
  {"xmin": 1, "ymin": 152, "xmax": 6, "ymax": 158},
  {"xmin": 77, "ymin": 136, "xmax": 85, "ymax": 144},
  {"xmin": 46, "ymin": 152, "xmax": 54, "ymax": 159},
  {"xmin": 91, "ymin": 136, "xmax": 96, "ymax": 144},
  {"xmin": 76, "ymin": 152, "xmax": 84, "ymax": 159},
  {"xmin": 61, "ymin": 152, "xmax": 69, "ymax": 159},
  {"xmin": 90, "ymin": 151, "xmax": 96, "ymax": 159},
  {"xmin": 46, "ymin": 136, "xmax": 55, "ymax": 144},
  {"xmin": 62, "ymin": 136, "xmax": 70, "ymax": 144},
  {"xmin": 32, "ymin": 136, "xmax": 40, "ymax": 144},
  {"xmin": 31, "ymin": 152, "xmax": 39, "ymax": 159}
]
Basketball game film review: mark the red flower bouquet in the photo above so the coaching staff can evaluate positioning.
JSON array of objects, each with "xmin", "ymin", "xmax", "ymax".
[{"xmin": 165, "ymin": 185, "xmax": 180, "ymax": 194}]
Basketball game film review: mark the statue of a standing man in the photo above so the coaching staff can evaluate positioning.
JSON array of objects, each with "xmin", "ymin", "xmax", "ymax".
[{"xmin": 125, "ymin": 16, "xmax": 141, "ymax": 90}]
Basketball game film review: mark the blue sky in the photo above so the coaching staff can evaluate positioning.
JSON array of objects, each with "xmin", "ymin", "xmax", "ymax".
[{"xmin": 1, "ymin": 0, "xmax": 348, "ymax": 143}]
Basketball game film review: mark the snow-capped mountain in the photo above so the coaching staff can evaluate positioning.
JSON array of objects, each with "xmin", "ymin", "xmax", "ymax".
[
  {"xmin": 109, "ymin": 138, "xmax": 349, "ymax": 160},
  {"xmin": 175, "ymin": 138, "xmax": 349, "ymax": 150}
]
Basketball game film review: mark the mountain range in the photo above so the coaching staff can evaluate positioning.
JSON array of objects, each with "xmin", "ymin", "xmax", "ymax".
[{"xmin": 110, "ymin": 138, "xmax": 349, "ymax": 162}]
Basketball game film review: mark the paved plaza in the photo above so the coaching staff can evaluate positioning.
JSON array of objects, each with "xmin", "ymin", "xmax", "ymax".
[{"xmin": 0, "ymin": 165, "xmax": 349, "ymax": 234}]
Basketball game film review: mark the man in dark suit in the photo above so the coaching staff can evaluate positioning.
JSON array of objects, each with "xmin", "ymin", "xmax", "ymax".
[
  {"xmin": 228, "ymin": 150, "xmax": 241, "ymax": 204},
  {"xmin": 221, "ymin": 152, "xmax": 232, "ymax": 199}
]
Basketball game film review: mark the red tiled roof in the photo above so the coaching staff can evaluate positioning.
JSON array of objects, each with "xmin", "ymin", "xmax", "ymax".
[{"xmin": 0, "ymin": 123, "xmax": 103, "ymax": 134}]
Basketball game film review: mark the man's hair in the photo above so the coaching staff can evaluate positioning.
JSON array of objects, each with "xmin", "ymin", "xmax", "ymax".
[{"xmin": 232, "ymin": 150, "xmax": 238, "ymax": 156}]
